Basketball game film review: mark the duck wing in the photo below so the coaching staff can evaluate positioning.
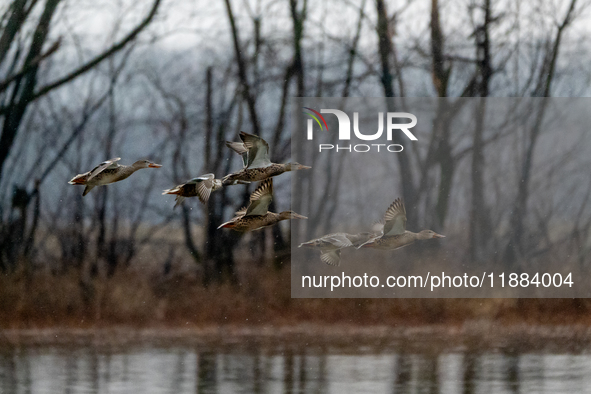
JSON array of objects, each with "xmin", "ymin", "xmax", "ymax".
[
  {"xmin": 234, "ymin": 206, "xmax": 247, "ymax": 217},
  {"xmin": 239, "ymin": 131, "xmax": 271, "ymax": 169},
  {"xmin": 245, "ymin": 178, "xmax": 273, "ymax": 216},
  {"xmin": 320, "ymin": 249, "xmax": 342, "ymax": 266},
  {"xmin": 325, "ymin": 233, "xmax": 354, "ymax": 248},
  {"xmin": 87, "ymin": 158, "xmax": 121, "ymax": 181},
  {"xmin": 189, "ymin": 173, "xmax": 216, "ymax": 203},
  {"xmin": 347, "ymin": 232, "xmax": 375, "ymax": 247},
  {"xmin": 370, "ymin": 220, "xmax": 385, "ymax": 234},
  {"xmin": 382, "ymin": 198, "xmax": 407, "ymax": 236},
  {"xmin": 225, "ymin": 141, "xmax": 249, "ymax": 168}
]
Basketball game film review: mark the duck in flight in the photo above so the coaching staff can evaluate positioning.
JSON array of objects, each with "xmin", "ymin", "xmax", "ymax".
[
  {"xmin": 358, "ymin": 198, "xmax": 445, "ymax": 249},
  {"xmin": 162, "ymin": 174, "xmax": 249, "ymax": 208},
  {"xmin": 217, "ymin": 178, "xmax": 307, "ymax": 232},
  {"xmin": 68, "ymin": 158, "xmax": 161, "ymax": 196},
  {"xmin": 222, "ymin": 131, "xmax": 310, "ymax": 183}
]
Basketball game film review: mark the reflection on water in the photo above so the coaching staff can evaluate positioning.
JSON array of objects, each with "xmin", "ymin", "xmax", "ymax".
[{"xmin": 2, "ymin": 338, "xmax": 591, "ymax": 393}]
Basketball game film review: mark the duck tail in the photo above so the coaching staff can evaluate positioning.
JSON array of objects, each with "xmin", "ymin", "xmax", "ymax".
[
  {"xmin": 217, "ymin": 220, "xmax": 235, "ymax": 229},
  {"xmin": 356, "ymin": 240, "xmax": 374, "ymax": 249},
  {"xmin": 162, "ymin": 186, "xmax": 181, "ymax": 195},
  {"xmin": 173, "ymin": 195, "xmax": 185, "ymax": 209},
  {"xmin": 68, "ymin": 174, "xmax": 87, "ymax": 185}
]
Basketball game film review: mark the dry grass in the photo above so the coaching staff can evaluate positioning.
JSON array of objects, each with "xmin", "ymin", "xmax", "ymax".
[{"xmin": 2, "ymin": 262, "xmax": 591, "ymax": 329}]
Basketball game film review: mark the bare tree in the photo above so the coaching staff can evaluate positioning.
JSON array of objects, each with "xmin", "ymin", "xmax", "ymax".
[
  {"xmin": 470, "ymin": 0, "xmax": 495, "ymax": 262},
  {"xmin": 504, "ymin": 0, "xmax": 579, "ymax": 267},
  {"xmin": 223, "ymin": 0, "xmax": 261, "ymax": 136},
  {"xmin": 374, "ymin": 0, "xmax": 417, "ymax": 226},
  {"xmin": 0, "ymin": 0, "xmax": 162, "ymax": 272},
  {"xmin": 0, "ymin": 0, "xmax": 162, "ymax": 182},
  {"xmin": 202, "ymin": 67, "xmax": 241, "ymax": 285},
  {"xmin": 288, "ymin": 0, "xmax": 308, "ymax": 242},
  {"xmin": 307, "ymin": 0, "xmax": 366, "ymax": 237}
]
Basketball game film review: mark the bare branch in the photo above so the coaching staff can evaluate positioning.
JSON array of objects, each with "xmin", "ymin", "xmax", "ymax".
[{"xmin": 31, "ymin": 0, "xmax": 161, "ymax": 103}]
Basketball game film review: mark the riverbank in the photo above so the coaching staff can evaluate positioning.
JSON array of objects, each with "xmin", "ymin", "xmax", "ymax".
[{"xmin": 3, "ymin": 321, "xmax": 591, "ymax": 354}]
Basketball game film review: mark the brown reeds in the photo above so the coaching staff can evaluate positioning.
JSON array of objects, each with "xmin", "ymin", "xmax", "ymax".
[{"xmin": 2, "ymin": 261, "xmax": 591, "ymax": 329}]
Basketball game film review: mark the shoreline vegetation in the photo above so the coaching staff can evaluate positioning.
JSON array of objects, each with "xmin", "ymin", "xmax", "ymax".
[{"xmin": 2, "ymin": 262, "xmax": 591, "ymax": 333}]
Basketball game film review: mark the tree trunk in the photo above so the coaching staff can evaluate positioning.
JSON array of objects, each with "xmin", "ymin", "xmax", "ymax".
[
  {"xmin": 289, "ymin": 0, "xmax": 307, "ymax": 242},
  {"xmin": 504, "ymin": 0, "xmax": 577, "ymax": 267},
  {"xmin": 0, "ymin": 0, "xmax": 60, "ymax": 181},
  {"xmin": 470, "ymin": 0, "xmax": 494, "ymax": 262},
  {"xmin": 375, "ymin": 0, "xmax": 416, "ymax": 223}
]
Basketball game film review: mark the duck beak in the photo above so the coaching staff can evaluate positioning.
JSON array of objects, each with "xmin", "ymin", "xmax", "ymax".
[
  {"xmin": 298, "ymin": 240, "xmax": 313, "ymax": 248},
  {"xmin": 432, "ymin": 233, "xmax": 445, "ymax": 238},
  {"xmin": 298, "ymin": 164, "xmax": 311, "ymax": 170},
  {"xmin": 148, "ymin": 163, "xmax": 162, "ymax": 168},
  {"xmin": 292, "ymin": 213, "xmax": 308, "ymax": 219}
]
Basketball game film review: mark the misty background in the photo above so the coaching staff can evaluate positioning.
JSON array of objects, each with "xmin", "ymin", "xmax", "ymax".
[
  {"xmin": 1, "ymin": 0, "xmax": 591, "ymax": 296},
  {"xmin": 5, "ymin": 3, "xmax": 591, "ymax": 392}
]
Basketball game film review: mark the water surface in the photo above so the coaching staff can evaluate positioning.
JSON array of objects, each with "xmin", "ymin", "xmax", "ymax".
[{"xmin": 1, "ymin": 329, "xmax": 590, "ymax": 393}]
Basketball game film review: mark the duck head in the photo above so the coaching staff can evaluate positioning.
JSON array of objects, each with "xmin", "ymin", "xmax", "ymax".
[
  {"xmin": 298, "ymin": 238, "xmax": 319, "ymax": 248},
  {"xmin": 284, "ymin": 162, "xmax": 311, "ymax": 171},
  {"xmin": 279, "ymin": 211, "xmax": 308, "ymax": 220},
  {"xmin": 133, "ymin": 159, "xmax": 162, "ymax": 169},
  {"xmin": 417, "ymin": 230, "xmax": 445, "ymax": 240}
]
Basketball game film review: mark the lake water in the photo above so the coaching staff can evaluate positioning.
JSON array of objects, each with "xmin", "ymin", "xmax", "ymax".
[{"xmin": 1, "ymin": 329, "xmax": 591, "ymax": 393}]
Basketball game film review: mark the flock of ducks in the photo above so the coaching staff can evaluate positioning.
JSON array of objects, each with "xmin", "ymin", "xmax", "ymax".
[
  {"xmin": 68, "ymin": 131, "xmax": 444, "ymax": 265},
  {"xmin": 69, "ymin": 132, "xmax": 309, "ymax": 231},
  {"xmin": 299, "ymin": 198, "xmax": 445, "ymax": 266}
]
